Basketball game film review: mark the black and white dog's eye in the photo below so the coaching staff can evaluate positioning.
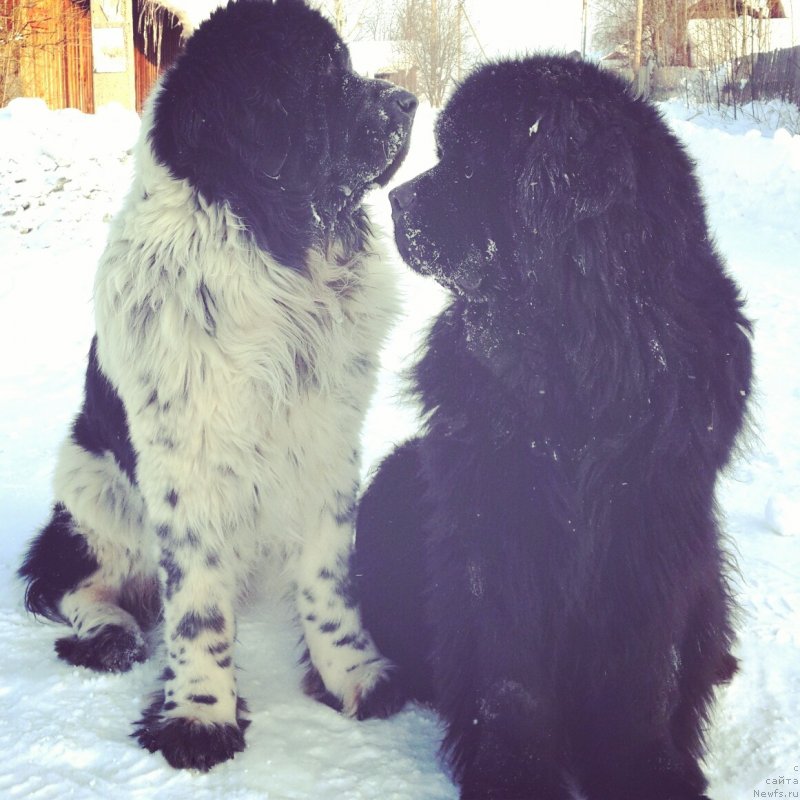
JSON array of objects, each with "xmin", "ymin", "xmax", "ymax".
[{"xmin": 464, "ymin": 165, "xmax": 474, "ymax": 179}]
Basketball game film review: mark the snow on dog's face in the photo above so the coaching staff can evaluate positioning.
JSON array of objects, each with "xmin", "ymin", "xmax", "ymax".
[
  {"xmin": 389, "ymin": 57, "xmax": 638, "ymax": 301},
  {"xmin": 150, "ymin": 0, "xmax": 417, "ymax": 267}
]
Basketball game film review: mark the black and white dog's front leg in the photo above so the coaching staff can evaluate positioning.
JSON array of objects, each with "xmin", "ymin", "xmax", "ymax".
[
  {"xmin": 296, "ymin": 491, "xmax": 398, "ymax": 719},
  {"xmin": 134, "ymin": 523, "xmax": 249, "ymax": 770},
  {"xmin": 132, "ymin": 489, "xmax": 250, "ymax": 770}
]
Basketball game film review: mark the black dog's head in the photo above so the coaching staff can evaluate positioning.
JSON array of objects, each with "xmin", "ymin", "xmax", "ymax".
[
  {"xmin": 394, "ymin": 56, "xmax": 751, "ymax": 456},
  {"xmin": 151, "ymin": 0, "xmax": 417, "ymax": 267},
  {"xmin": 388, "ymin": 56, "xmax": 672, "ymax": 303}
]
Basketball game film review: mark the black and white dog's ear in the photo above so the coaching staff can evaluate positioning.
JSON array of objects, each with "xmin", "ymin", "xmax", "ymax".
[
  {"xmin": 151, "ymin": 76, "xmax": 306, "ymax": 266},
  {"xmin": 151, "ymin": 75, "xmax": 291, "ymax": 200},
  {"xmin": 231, "ymin": 96, "xmax": 291, "ymax": 181}
]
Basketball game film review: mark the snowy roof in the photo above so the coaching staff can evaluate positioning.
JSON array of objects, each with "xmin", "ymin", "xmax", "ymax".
[{"xmin": 154, "ymin": 0, "xmax": 225, "ymax": 32}]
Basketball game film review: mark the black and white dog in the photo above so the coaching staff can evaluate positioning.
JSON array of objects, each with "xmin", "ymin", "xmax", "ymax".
[
  {"xmin": 355, "ymin": 57, "xmax": 752, "ymax": 799},
  {"xmin": 19, "ymin": 0, "xmax": 416, "ymax": 771}
]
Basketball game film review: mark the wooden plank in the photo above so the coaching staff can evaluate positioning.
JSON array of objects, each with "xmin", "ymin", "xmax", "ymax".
[
  {"xmin": 65, "ymin": 0, "xmax": 92, "ymax": 111},
  {"xmin": 133, "ymin": 0, "xmax": 183, "ymax": 113}
]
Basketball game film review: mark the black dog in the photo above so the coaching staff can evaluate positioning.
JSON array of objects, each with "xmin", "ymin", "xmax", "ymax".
[{"xmin": 355, "ymin": 56, "xmax": 752, "ymax": 799}]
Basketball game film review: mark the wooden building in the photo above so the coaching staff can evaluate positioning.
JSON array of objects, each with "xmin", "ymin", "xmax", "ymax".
[
  {"xmin": 2, "ymin": 0, "xmax": 183, "ymax": 112},
  {"xmin": 687, "ymin": 0, "xmax": 796, "ymax": 67}
]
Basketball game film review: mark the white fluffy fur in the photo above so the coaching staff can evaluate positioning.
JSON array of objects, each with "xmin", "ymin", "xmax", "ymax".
[{"xmin": 54, "ymin": 86, "xmax": 399, "ymax": 727}]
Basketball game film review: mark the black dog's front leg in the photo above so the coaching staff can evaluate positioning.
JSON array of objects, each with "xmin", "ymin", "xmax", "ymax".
[
  {"xmin": 426, "ymin": 522, "xmax": 573, "ymax": 800},
  {"xmin": 456, "ymin": 680, "xmax": 574, "ymax": 800}
]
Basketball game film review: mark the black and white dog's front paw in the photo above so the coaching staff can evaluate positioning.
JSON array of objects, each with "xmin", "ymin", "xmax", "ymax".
[
  {"xmin": 133, "ymin": 692, "xmax": 250, "ymax": 771},
  {"xmin": 301, "ymin": 652, "xmax": 408, "ymax": 720},
  {"xmin": 350, "ymin": 666, "xmax": 411, "ymax": 720}
]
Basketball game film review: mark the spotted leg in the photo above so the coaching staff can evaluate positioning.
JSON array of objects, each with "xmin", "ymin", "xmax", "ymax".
[
  {"xmin": 132, "ymin": 514, "xmax": 251, "ymax": 770},
  {"xmin": 296, "ymin": 487, "xmax": 400, "ymax": 719},
  {"xmin": 19, "ymin": 438, "xmax": 158, "ymax": 673},
  {"xmin": 125, "ymin": 401, "xmax": 259, "ymax": 772}
]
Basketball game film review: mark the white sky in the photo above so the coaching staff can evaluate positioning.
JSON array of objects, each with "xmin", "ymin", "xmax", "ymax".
[
  {"xmin": 465, "ymin": 0, "xmax": 586, "ymax": 58},
  {"xmin": 163, "ymin": 0, "xmax": 588, "ymax": 55}
]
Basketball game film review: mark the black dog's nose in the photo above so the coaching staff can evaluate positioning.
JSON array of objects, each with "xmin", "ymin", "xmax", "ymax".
[
  {"xmin": 393, "ymin": 90, "xmax": 418, "ymax": 117},
  {"xmin": 389, "ymin": 183, "xmax": 416, "ymax": 216}
]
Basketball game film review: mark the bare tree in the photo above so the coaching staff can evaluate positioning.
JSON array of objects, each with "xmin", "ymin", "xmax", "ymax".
[
  {"xmin": 309, "ymin": 0, "xmax": 385, "ymax": 41},
  {"xmin": 594, "ymin": 0, "xmax": 787, "ymax": 112},
  {"xmin": 633, "ymin": 0, "xmax": 644, "ymax": 69},
  {"xmin": 393, "ymin": 0, "xmax": 470, "ymax": 106},
  {"xmin": 354, "ymin": 0, "xmax": 394, "ymax": 41},
  {"xmin": 686, "ymin": 0, "xmax": 777, "ymax": 109},
  {"xmin": 593, "ymin": 0, "xmax": 691, "ymax": 67}
]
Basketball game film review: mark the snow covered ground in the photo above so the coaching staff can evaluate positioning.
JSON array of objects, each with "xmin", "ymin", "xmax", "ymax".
[{"xmin": 1, "ymin": 93, "xmax": 798, "ymax": 799}]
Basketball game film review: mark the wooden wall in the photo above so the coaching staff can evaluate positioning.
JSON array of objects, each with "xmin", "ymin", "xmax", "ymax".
[
  {"xmin": 11, "ymin": 0, "xmax": 93, "ymax": 111},
  {"xmin": 6, "ymin": 0, "xmax": 184, "ymax": 113}
]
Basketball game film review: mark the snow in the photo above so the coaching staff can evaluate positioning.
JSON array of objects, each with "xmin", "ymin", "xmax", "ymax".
[
  {"xmin": 156, "ymin": 0, "xmax": 226, "ymax": 33},
  {"xmin": 1, "ymin": 92, "xmax": 799, "ymax": 798}
]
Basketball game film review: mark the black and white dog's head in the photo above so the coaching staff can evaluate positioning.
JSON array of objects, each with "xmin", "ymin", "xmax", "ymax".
[{"xmin": 150, "ymin": 0, "xmax": 417, "ymax": 266}]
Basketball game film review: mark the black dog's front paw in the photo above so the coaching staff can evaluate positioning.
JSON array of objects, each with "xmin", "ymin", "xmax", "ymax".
[
  {"xmin": 584, "ymin": 739, "xmax": 709, "ymax": 800},
  {"xmin": 55, "ymin": 624, "xmax": 147, "ymax": 673},
  {"xmin": 133, "ymin": 693, "xmax": 249, "ymax": 771},
  {"xmin": 460, "ymin": 766, "xmax": 575, "ymax": 800}
]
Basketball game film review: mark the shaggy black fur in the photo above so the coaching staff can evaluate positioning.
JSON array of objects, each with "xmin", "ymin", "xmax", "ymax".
[
  {"xmin": 355, "ymin": 56, "xmax": 752, "ymax": 799},
  {"xmin": 19, "ymin": 503, "xmax": 99, "ymax": 622},
  {"xmin": 71, "ymin": 337, "xmax": 138, "ymax": 484}
]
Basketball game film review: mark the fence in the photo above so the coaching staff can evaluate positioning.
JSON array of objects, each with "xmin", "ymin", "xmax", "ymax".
[
  {"xmin": 748, "ymin": 46, "xmax": 800, "ymax": 105},
  {"xmin": 604, "ymin": 47, "xmax": 800, "ymax": 108}
]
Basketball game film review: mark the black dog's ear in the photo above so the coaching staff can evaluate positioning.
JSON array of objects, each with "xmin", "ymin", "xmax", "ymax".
[
  {"xmin": 566, "ymin": 123, "xmax": 636, "ymax": 221},
  {"xmin": 515, "ymin": 115, "xmax": 635, "ymax": 236}
]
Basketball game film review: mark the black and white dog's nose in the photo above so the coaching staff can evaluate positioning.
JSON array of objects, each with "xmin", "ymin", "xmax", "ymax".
[
  {"xmin": 393, "ymin": 90, "xmax": 418, "ymax": 117},
  {"xmin": 389, "ymin": 182, "xmax": 416, "ymax": 216}
]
